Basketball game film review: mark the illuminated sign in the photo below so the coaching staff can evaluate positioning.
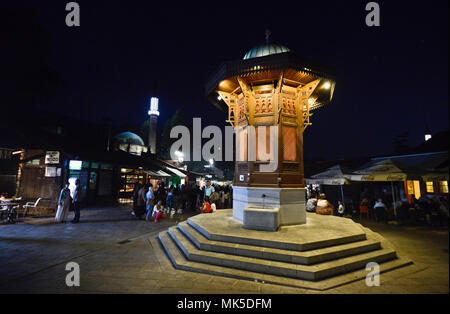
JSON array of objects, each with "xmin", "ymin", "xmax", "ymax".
[{"xmin": 69, "ymin": 160, "xmax": 82, "ymax": 170}]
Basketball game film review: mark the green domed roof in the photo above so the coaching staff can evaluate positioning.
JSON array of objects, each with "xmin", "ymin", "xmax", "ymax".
[
  {"xmin": 243, "ymin": 43, "xmax": 290, "ymax": 60},
  {"xmin": 114, "ymin": 132, "xmax": 145, "ymax": 146}
]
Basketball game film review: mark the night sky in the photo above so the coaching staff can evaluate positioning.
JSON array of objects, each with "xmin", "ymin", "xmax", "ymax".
[{"xmin": 3, "ymin": 0, "xmax": 449, "ymax": 160}]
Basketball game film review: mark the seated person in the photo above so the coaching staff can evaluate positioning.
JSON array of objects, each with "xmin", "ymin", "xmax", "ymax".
[
  {"xmin": 200, "ymin": 197, "xmax": 213, "ymax": 214},
  {"xmin": 306, "ymin": 196, "xmax": 318, "ymax": 213},
  {"xmin": 359, "ymin": 197, "xmax": 370, "ymax": 218},
  {"xmin": 152, "ymin": 200, "xmax": 166, "ymax": 222},
  {"xmin": 337, "ymin": 200, "xmax": 345, "ymax": 217},
  {"xmin": 373, "ymin": 198, "xmax": 387, "ymax": 221},
  {"xmin": 316, "ymin": 194, "xmax": 334, "ymax": 215}
]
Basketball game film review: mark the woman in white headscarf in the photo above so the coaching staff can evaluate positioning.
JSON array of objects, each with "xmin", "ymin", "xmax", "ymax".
[{"xmin": 55, "ymin": 182, "xmax": 72, "ymax": 223}]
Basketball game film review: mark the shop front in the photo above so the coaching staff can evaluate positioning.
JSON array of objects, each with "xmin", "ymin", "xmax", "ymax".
[{"xmin": 65, "ymin": 160, "xmax": 116, "ymax": 205}]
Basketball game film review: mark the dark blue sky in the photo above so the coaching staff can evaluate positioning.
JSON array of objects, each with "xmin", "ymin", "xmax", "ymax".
[{"xmin": 4, "ymin": 0, "xmax": 449, "ymax": 160}]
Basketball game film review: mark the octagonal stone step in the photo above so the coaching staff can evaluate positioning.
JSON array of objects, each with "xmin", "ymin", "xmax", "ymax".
[
  {"xmin": 156, "ymin": 231, "xmax": 412, "ymax": 291},
  {"xmin": 187, "ymin": 210, "xmax": 367, "ymax": 251},
  {"xmin": 178, "ymin": 221, "xmax": 382, "ymax": 265},
  {"xmin": 167, "ymin": 226, "xmax": 397, "ymax": 281}
]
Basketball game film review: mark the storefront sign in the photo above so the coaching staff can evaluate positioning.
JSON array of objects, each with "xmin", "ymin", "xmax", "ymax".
[
  {"xmin": 45, "ymin": 151, "xmax": 60, "ymax": 164},
  {"xmin": 69, "ymin": 160, "xmax": 82, "ymax": 170},
  {"xmin": 45, "ymin": 166, "xmax": 57, "ymax": 177}
]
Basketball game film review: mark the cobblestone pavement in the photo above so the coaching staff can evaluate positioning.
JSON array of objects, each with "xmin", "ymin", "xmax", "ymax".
[{"xmin": 0, "ymin": 206, "xmax": 448, "ymax": 294}]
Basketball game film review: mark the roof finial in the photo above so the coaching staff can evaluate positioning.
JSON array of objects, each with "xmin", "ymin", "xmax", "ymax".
[{"xmin": 265, "ymin": 29, "xmax": 271, "ymax": 43}]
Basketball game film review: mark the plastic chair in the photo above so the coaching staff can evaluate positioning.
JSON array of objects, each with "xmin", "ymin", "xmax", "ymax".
[{"xmin": 23, "ymin": 198, "xmax": 42, "ymax": 217}]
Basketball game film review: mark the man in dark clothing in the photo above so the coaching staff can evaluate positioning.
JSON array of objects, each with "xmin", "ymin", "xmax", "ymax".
[{"xmin": 72, "ymin": 179, "xmax": 81, "ymax": 223}]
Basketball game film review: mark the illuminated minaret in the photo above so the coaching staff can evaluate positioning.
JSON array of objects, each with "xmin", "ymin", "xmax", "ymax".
[{"xmin": 148, "ymin": 83, "xmax": 160, "ymax": 154}]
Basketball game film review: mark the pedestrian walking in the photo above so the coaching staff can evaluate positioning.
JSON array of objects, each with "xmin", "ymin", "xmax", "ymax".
[
  {"xmin": 134, "ymin": 184, "xmax": 146, "ymax": 219},
  {"xmin": 145, "ymin": 184, "xmax": 154, "ymax": 221}
]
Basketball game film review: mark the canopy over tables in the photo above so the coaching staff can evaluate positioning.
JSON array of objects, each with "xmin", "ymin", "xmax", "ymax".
[
  {"xmin": 305, "ymin": 165, "xmax": 353, "ymax": 202},
  {"xmin": 346, "ymin": 159, "xmax": 409, "ymax": 182},
  {"xmin": 306, "ymin": 165, "xmax": 351, "ymax": 186},
  {"xmin": 345, "ymin": 159, "xmax": 428, "ymax": 216},
  {"xmin": 346, "ymin": 158, "xmax": 448, "ymax": 183}
]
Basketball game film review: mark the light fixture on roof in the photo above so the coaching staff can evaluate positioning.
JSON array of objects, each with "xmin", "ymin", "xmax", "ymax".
[
  {"xmin": 148, "ymin": 97, "xmax": 160, "ymax": 116},
  {"xmin": 323, "ymin": 81, "xmax": 331, "ymax": 89}
]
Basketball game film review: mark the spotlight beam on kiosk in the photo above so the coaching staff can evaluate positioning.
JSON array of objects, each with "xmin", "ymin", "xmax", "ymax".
[{"xmin": 205, "ymin": 34, "xmax": 336, "ymax": 229}]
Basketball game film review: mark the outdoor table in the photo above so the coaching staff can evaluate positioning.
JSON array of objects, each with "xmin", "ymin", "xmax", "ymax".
[{"xmin": 0, "ymin": 199, "xmax": 20, "ymax": 224}]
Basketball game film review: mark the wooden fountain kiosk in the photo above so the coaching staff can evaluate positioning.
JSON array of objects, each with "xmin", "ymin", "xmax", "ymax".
[
  {"xmin": 157, "ymin": 38, "xmax": 411, "ymax": 289},
  {"xmin": 206, "ymin": 37, "xmax": 337, "ymax": 231}
]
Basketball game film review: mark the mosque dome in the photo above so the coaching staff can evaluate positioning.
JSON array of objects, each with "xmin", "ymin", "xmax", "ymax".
[
  {"xmin": 114, "ymin": 132, "xmax": 145, "ymax": 146},
  {"xmin": 243, "ymin": 43, "xmax": 290, "ymax": 60}
]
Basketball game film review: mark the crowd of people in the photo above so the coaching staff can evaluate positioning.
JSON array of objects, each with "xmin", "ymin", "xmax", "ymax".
[
  {"xmin": 306, "ymin": 191, "xmax": 449, "ymax": 227},
  {"xmin": 131, "ymin": 181, "xmax": 233, "ymax": 221}
]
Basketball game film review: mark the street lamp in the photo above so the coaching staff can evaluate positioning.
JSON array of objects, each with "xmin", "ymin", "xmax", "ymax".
[
  {"xmin": 175, "ymin": 151, "xmax": 184, "ymax": 163},
  {"xmin": 323, "ymin": 81, "xmax": 331, "ymax": 89}
]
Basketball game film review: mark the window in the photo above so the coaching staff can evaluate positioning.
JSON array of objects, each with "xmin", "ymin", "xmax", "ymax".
[
  {"xmin": 439, "ymin": 181, "xmax": 449, "ymax": 194},
  {"xmin": 26, "ymin": 159, "xmax": 41, "ymax": 166},
  {"xmin": 406, "ymin": 181, "xmax": 414, "ymax": 194},
  {"xmin": 282, "ymin": 126, "xmax": 297, "ymax": 161},
  {"xmin": 101, "ymin": 164, "xmax": 113, "ymax": 170},
  {"xmin": 237, "ymin": 127, "xmax": 247, "ymax": 162},
  {"xmin": 406, "ymin": 180, "xmax": 421, "ymax": 199},
  {"xmin": 413, "ymin": 181, "xmax": 421, "ymax": 199},
  {"xmin": 426, "ymin": 182, "xmax": 434, "ymax": 193},
  {"xmin": 256, "ymin": 126, "xmax": 272, "ymax": 162}
]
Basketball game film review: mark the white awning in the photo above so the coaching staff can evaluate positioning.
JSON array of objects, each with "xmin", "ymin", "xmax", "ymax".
[
  {"xmin": 165, "ymin": 167, "xmax": 186, "ymax": 178},
  {"xmin": 306, "ymin": 165, "xmax": 351, "ymax": 186},
  {"xmin": 306, "ymin": 178, "xmax": 347, "ymax": 185},
  {"xmin": 144, "ymin": 170, "xmax": 171, "ymax": 178},
  {"xmin": 347, "ymin": 159, "xmax": 408, "ymax": 182}
]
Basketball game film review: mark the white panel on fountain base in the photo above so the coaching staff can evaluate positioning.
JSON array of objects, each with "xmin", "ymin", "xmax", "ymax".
[
  {"xmin": 243, "ymin": 207, "xmax": 280, "ymax": 231},
  {"xmin": 233, "ymin": 186, "xmax": 306, "ymax": 229}
]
